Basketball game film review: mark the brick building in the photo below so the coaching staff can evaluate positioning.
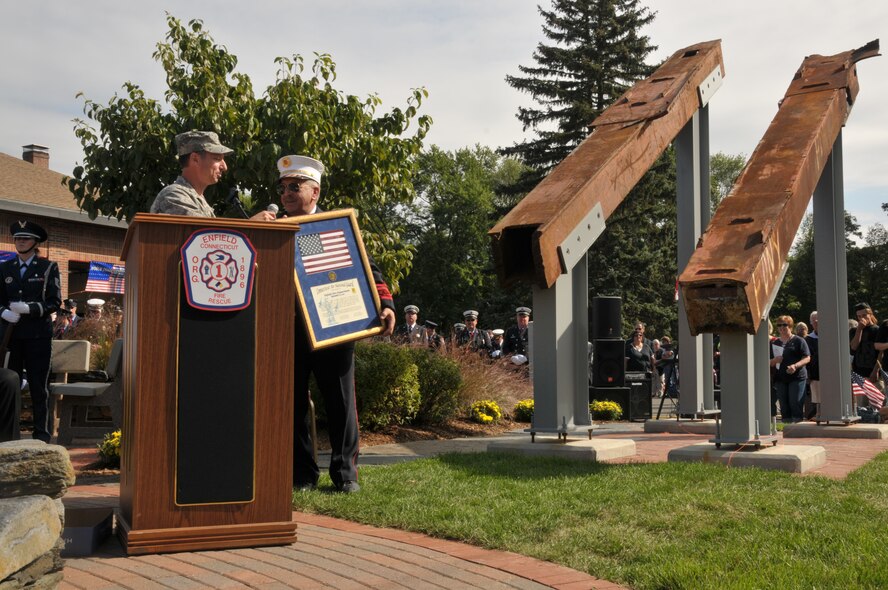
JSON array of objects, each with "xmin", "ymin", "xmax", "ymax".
[{"xmin": 0, "ymin": 145, "xmax": 128, "ymax": 308}]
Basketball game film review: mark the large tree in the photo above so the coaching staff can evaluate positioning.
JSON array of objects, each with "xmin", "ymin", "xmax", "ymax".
[
  {"xmin": 398, "ymin": 146, "xmax": 531, "ymax": 331},
  {"xmin": 772, "ymin": 212, "xmax": 868, "ymax": 321},
  {"xmin": 66, "ymin": 15, "xmax": 430, "ymax": 290},
  {"xmin": 503, "ymin": 0, "xmax": 656, "ymax": 188}
]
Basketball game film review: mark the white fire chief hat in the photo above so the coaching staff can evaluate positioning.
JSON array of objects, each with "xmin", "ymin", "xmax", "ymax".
[{"xmin": 277, "ymin": 155, "xmax": 325, "ymax": 184}]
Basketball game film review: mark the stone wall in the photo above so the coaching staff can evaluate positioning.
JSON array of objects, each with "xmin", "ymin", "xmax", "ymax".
[{"xmin": 0, "ymin": 440, "xmax": 75, "ymax": 589}]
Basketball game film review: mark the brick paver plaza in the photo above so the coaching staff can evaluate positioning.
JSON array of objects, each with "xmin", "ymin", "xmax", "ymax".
[{"xmin": 59, "ymin": 424, "xmax": 888, "ymax": 589}]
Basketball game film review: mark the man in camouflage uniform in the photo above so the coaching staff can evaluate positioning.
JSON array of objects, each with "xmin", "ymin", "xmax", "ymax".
[{"xmin": 150, "ymin": 130, "xmax": 274, "ymax": 221}]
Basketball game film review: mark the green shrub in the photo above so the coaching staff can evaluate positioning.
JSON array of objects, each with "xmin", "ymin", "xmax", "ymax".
[
  {"xmin": 470, "ymin": 400, "xmax": 502, "ymax": 424},
  {"xmin": 97, "ymin": 429, "xmax": 121, "ymax": 468},
  {"xmin": 407, "ymin": 347, "xmax": 463, "ymax": 425},
  {"xmin": 513, "ymin": 399, "xmax": 534, "ymax": 422},
  {"xmin": 590, "ymin": 400, "xmax": 623, "ymax": 421},
  {"xmin": 354, "ymin": 341, "xmax": 421, "ymax": 431}
]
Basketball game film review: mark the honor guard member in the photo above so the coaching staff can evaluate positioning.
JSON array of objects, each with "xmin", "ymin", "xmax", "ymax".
[
  {"xmin": 63, "ymin": 298, "xmax": 81, "ymax": 326},
  {"xmin": 0, "ymin": 368, "xmax": 21, "ymax": 442},
  {"xmin": 0, "ymin": 221, "xmax": 62, "ymax": 442},
  {"xmin": 277, "ymin": 154, "xmax": 396, "ymax": 494},
  {"xmin": 503, "ymin": 306, "xmax": 531, "ymax": 357},
  {"xmin": 151, "ymin": 130, "xmax": 275, "ymax": 221},
  {"xmin": 395, "ymin": 305, "xmax": 427, "ymax": 346},
  {"xmin": 490, "ymin": 328, "xmax": 505, "ymax": 358},
  {"xmin": 424, "ymin": 320, "xmax": 445, "ymax": 350},
  {"xmin": 457, "ymin": 310, "xmax": 490, "ymax": 352}
]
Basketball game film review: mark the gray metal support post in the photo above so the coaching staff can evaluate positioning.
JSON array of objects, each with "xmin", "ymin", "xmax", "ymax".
[
  {"xmin": 529, "ymin": 253, "xmax": 592, "ymax": 433},
  {"xmin": 754, "ymin": 317, "xmax": 774, "ymax": 436},
  {"xmin": 573, "ymin": 254, "xmax": 591, "ymax": 426},
  {"xmin": 718, "ymin": 332, "xmax": 758, "ymax": 442},
  {"xmin": 675, "ymin": 107, "xmax": 714, "ymax": 414},
  {"xmin": 813, "ymin": 132, "xmax": 854, "ymax": 422}
]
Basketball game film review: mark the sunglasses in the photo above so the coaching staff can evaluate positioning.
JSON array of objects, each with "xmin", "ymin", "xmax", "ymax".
[
  {"xmin": 776, "ymin": 323, "xmax": 789, "ymax": 327},
  {"xmin": 276, "ymin": 181, "xmax": 306, "ymax": 195}
]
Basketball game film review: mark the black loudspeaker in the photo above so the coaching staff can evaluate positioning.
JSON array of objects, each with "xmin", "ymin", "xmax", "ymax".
[
  {"xmin": 592, "ymin": 296, "xmax": 621, "ymax": 340},
  {"xmin": 626, "ymin": 374, "xmax": 653, "ymax": 421},
  {"xmin": 592, "ymin": 339, "xmax": 625, "ymax": 387}
]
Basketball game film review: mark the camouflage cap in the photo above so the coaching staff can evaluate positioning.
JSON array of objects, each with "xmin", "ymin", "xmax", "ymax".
[{"xmin": 175, "ymin": 131, "xmax": 233, "ymax": 156}]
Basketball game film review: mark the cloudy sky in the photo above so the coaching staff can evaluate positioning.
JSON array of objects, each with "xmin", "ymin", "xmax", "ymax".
[{"xmin": 2, "ymin": 0, "xmax": 885, "ymax": 233}]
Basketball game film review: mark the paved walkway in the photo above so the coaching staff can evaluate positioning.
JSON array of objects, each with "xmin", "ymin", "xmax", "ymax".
[{"xmin": 59, "ymin": 421, "xmax": 888, "ymax": 589}]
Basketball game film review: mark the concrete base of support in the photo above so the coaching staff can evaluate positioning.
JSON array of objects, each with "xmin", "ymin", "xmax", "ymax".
[
  {"xmin": 644, "ymin": 419, "xmax": 718, "ymax": 435},
  {"xmin": 668, "ymin": 443, "xmax": 826, "ymax": 473},
  {"xmin": 783, "ymin": 422, "xmax": 888, "ymax": 439},
  {"xmin": 487, "ymin": 438, "xmax": 636, "ymax": 462}
]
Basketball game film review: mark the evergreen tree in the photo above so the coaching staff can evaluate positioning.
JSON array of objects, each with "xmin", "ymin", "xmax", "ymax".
[{"xmin": 503, "ymin": 0, "xmax": 656, "ymax": 189}]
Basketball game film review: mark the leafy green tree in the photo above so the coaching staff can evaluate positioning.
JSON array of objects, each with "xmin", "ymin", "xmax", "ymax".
[
  {"xmin": 709, "ymin": 152, "xmax": 746, "ymax": 210},
  {"xmin": 848, "ymin": 223, "xmax": 888, "ymax": 317},
  {"xmin": 398, "ymin": 146, "xmax": 531, "ymax": 331},
  {"xmin": 773, "ymin": 211, "xmax": 865, "ymax": 320},
  {"xmin": 503, "ymin": 0, "xmax": 656, "ymax": 189},
  {"xmin": 66, "ymin": 15, "xmax": 430, "ymax": 289}
]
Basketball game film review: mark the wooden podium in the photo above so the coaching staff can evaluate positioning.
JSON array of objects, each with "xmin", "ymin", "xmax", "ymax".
[{"xmin": 117, "ymin": 214, "xmax": 298, "ymax": 555}]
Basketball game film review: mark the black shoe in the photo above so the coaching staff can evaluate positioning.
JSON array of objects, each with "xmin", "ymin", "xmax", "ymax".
[
  {"xmin": 295, "ymin": 481, "xmax": 317, "ymax": 492},
  {"xmin": 336, "ymin": 480, "xmax": 360, "ymax": 494}
]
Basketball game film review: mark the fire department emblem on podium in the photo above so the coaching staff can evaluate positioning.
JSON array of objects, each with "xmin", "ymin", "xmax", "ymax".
[{"xmin": 180, "ymin": 229, "xmax": 256, "ymax": 311}]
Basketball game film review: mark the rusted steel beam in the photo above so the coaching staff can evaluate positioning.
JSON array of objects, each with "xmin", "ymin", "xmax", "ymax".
[
  {"xmin": 679, "ymin": 41, "xmax": 880, "ymax": 335},
  {"xmin": 490, "ymin": 40, "xmax": 724, "ymax": 289}
]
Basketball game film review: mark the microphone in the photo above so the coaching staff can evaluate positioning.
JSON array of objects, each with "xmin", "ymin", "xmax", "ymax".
[
  {"xmin": 267, "ymin": 203, "xmax": 280, "ymax": 217},
  {"xmin": 228, "ymin": 188, "xmax": 250, "ymax": 219}
]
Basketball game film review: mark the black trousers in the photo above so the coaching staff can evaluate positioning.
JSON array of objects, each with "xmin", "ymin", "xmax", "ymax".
[
  {"xmin": 293, "ymin": 339, "xmax": 359, "ymax": 487},
  {"xmin": 0, "ymin": 367, "xmax": 20, "ymax": 442},
  {"xmin": 8, "ymin": 337, "xmax": 52, "ymax": 442}
]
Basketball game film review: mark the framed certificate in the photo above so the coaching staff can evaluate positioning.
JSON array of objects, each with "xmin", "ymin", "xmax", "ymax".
[{"xmin": 290, "ymin": 209, "xmax": 383, "ymax": 349}]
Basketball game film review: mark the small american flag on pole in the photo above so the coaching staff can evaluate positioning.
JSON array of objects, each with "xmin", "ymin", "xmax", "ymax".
[
  {"xmin": 297, "ymin": 230, "xmax": 352, "ymax": 274},
  {"xmin": 851, "ymin": 372, "xmax": 885, "ymax": 409}
]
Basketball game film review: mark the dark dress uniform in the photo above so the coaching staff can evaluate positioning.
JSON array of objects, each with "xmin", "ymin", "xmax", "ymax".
[
  {"xmin": 0, "ymin": 254, "xmax": 62, "ymax": 442},
  {"xmin": 502, "ymin": 326, "xmax": 528, "ymax": 356},
  {"xmin": 457, "ymin": 327, "xmax": 490, "ymax": 352},
  {"xmin": 292, "ymin": 213, "xmax": 395, "ymax": 490},
  {"xmin": 0, "ymin": 368, "xmax": 21, "ymax": 442},
  {"xmin": 394, "ymin": 323, "xmax": 427, "ymax": 346}
]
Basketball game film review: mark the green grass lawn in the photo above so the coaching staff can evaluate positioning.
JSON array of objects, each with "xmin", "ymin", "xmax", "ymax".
[{"xmin": 294, "ymin": 451, "xmax": 888, "ymax": 590}]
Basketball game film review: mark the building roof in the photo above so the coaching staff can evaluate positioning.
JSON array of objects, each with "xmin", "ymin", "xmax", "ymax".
[{"xmin": 0, "ymin": 152, "xmax": 126, "ymax": 228}]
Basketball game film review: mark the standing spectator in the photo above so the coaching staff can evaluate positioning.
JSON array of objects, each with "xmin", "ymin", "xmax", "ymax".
[
  {"xmin": 625, "ymin": 328, "xmax": 655, "ymax": 373},
  {"xmin": 276, "ymin": 154, "xmax": 396, "ymax": 494},
  {"xmin": 651, "ymin": 339, "xmax": 663, "ymax": 395},
  {"xmin": 503, "ymin": 307, "xmax": 532, "ymax": 359},
  {"xmin": 770, "ymin": 315, "xmax": 811, "ymax": 423},
  {"xmin": 394, "ymin": 305, "xmax": 427, "ymax": 346},
  {"xmin": 658, "ymin": 336, "xmax": 679, "ymax": 398},
  {"xmin": 0, "ymin": 221, "xmax": 62, "ymax": 443},
  {"xmin": 457, "ymin": 310, "xmax": 490, "ymax": 352},
  {"xmin": 851, "ymin": 303, "xmax": 880, "ymax": 381},
  {"xmin": 806, "ymin": 311, "xmax": 821, "ymax": 420}
]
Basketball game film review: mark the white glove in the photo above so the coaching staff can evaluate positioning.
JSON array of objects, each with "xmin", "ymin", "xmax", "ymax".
[
  {"xmin": 10, "ymin": 302, "xmax": 30, "ymax": 314},
  {"xmin": 1, "ymin": 310, "xmax": 20, "ymax": 324}
]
